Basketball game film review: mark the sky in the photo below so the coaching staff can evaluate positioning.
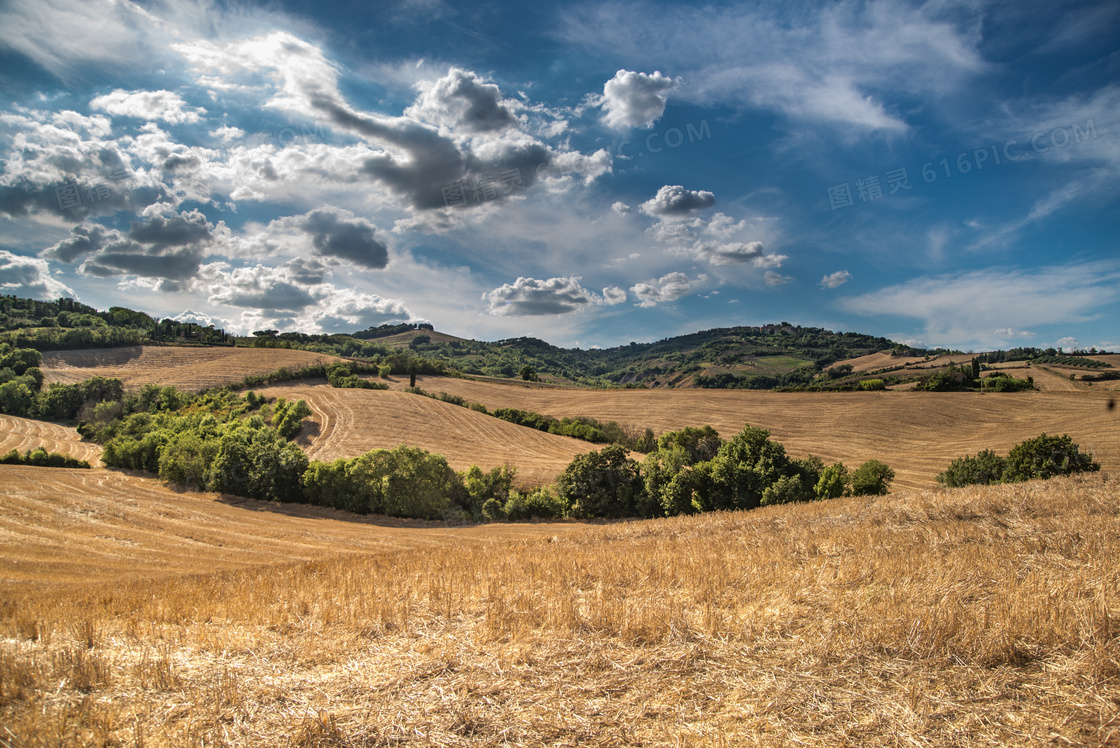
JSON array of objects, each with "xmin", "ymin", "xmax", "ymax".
[{"xmin": 0, "ymin": 0, "xmax": 1117, "ymax": 351}]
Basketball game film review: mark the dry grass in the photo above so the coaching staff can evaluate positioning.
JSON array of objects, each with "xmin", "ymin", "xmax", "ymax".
[
  {"xmin": 260, "ymin": 382, "xmax": 597, "ymax": 487},
  {"xmin": 399, "ymin": 376, "xmax": 1120, "ymax": 491},
  {"xmin": 40, "ymin": 346, "xmax": 345, "ymax": 391},
  {"xmin": 0, "ymin": 415, "xmax": 102, "ymax": 467},
  {"xmin": 0, "ymin": 464, "xmax": 575, "ymax": 589},
  {"xmin": 1, "ymin": 472, "xmax": 1117, "ymax": 746},
  {"xmin": 833, "ymin": 351, "xmax": 928, "ymax": 373}
]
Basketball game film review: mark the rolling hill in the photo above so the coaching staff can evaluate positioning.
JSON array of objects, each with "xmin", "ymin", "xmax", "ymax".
[{"xmin": 40, "ymin": 345, "xmax": 345, "ymax": 390}]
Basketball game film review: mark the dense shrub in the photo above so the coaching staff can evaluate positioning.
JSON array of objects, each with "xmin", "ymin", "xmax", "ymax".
[
  {"xmin": 936, "ymin": 450, "xmax": 1007, "ymax": 487},
  {"xmin": 0, "ymin": 447, "xmax": 89, "ymax": 469},
  {"xmin": 1003, "ymin": 434, "xmax": 1099, "ymax": 482},
  {"xmin": 982, "ymin": 372, "xmax": 1035, "ymax": 392},
  {"xmin": 935, "ymin": 434, "xmax": 1098, "ymax": 488}
]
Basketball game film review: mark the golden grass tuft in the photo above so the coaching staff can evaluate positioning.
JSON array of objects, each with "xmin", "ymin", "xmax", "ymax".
[{"xmin": 1, "ymin": 472, "xmax": 1117, "ymax": 745}]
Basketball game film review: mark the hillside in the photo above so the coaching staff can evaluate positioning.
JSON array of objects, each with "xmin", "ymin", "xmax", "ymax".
[
  {"xmin": 0, "ymin": 464, "xmax": 574, "ymax": 589},
  {"xmin": 40, "ymin": 345, "xmax": 345, "ymax": 391},
  {"xmin": 259, "ymin": 382, "xmax": 597, "ymax": 486},
  {"xmin": 397, "ymin": 375, "xmax": 1119, "ymax": 490},
  {"xmin": 2, "ymin": 472, "xmax": 1116, "ymax": 746},
  {"xmin": 0, "ymin": 414, "xmax": 102, "ymax": 466}
]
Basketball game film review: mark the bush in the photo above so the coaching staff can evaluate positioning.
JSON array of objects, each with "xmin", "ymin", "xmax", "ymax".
[
  {"xmin": 848, "ymin": 460, "xmax": 895, "ymax": 496},
  {"xmin": 858, "ymin": 378, "xmax": 886, "ymax": 391},
  {"xmin": 1003, "ymin": 434, "xmax": 1099, "ymax": 482},
  {"xmin": 272, "ymin": 398, "xmax": 312, "ymax": 439},
  {"xmin": 0, "ymin": 447, "xmax": 89, "ymax": 469},
  {"xmin": 936, "ymin": 450, "xmax": 1007, "ymax": 487},
  {"xmin": 814, "ymin": 462, "xmax": 848, "ymax": 500}
]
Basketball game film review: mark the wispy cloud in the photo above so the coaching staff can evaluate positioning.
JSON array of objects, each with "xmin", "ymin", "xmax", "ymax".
[{"xmin": 840, "ymin": 262, "xmax": 1120, "ymax": 348}]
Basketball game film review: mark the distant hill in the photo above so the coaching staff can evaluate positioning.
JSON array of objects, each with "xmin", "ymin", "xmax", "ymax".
[{"xmin": 5, "ymin": 295, "xmax": 1113, "ymax": 390}]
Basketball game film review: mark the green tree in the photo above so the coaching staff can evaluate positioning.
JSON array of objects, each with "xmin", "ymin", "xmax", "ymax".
[
  {"xmin": 815, "ymin": 462, "xmax": 849, "ymax": 500},
  {"xmin": 849, "ymin": 460, "xmax": 895, "ymax": 496},
  {"xmin": 557, "ymin": 444, "xmax": 643, "ymax": 518},
  {"xmin": 935, "ymin": 450, "xmax": 1006, "ymax": 487},
  {"xmin": 1002, "ymin": 434, "xmax": 1099, "ymax": 482},
  {"xmin": 706, "ymin": 425, "xmax": 799, "ymax": 511}
]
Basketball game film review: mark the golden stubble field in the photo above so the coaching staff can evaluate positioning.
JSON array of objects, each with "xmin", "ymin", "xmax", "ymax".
[
  {"xmin": 399, "ymin": 375, "xmax": 1120, "ymax": 490},
  {"xmin": 40, "ymin": 346, "xmax": 345, "ymax": 391},
  {"xmin": 0, "ymin": 414, "xmax": 102, "ymax": 467},
  {"xmin": 0, "ymin": 472, "xmax": 1117, "ymax": 746},
  {"xmin": 259, "ymin": 383, "xmax": 597, "ymax": 487},
  {"xmin": 35, "ymin": 346, "xmax": 1120, "ymax": 491}
]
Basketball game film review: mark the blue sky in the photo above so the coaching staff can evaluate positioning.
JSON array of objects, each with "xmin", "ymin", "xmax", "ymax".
[{"xmin": 0, "ymin": 0, "xmax": 1117, "ymax": 351}]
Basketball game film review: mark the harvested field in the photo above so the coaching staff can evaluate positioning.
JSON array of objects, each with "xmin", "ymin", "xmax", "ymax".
[
  {"xmin": 40, "ymin": 345, "xmax": 344, "ymax": 391},
  {"xmin": 1, "ymin": 472, "xmax": 1117, "ymax": 746},
  {"xmin": 260, "ymin": 382, "xmax": 597, "ymax": 487},
  {"xmin": 399, "ymin": 375, "xmax": 1120, "ymax": 489},
  {"xmin": 0, "ymin": 464, "xmax": 574, "ymax": 590},
  {"xmin": 0, "ymin": 414, "xmax": 101, "ymax": 466},
  {"xmin": 832, "ymin": 350, "xmax": 927, "ymax": 373}
]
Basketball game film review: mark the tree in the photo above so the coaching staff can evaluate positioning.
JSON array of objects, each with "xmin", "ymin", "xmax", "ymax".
[
  {"xmin": 519, "ymin": 365, "xmax": 538, "ymax": 382},
  {"xmin": 849, "ymin": 460, "xmax": 895, "ymax": 496},
  {"xmin": 815, "ymin": 462, "xmax": 848, "ymax": 500},
  {"xmin": 706, "ymin": 425, "xmax": 799, "ymax": 511},
  {"xmin": 557, "ymin": 444, "xmax": 643, "ymax": 518}
]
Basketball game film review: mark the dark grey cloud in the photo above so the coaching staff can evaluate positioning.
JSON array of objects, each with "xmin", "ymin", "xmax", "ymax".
[
  {"xmin": 299, "ymin": 209, "xmax": 388, "ymax": 269},
  {"xmin": 128, "ymin": 209, "xmax": 214, "ymax": 249},
  {"xmin": 42, "ymin": 224, "xmax": 117, "ymax": 263},
  {"xmin": 0, "ymin": 177, "xmax": 170, "ymax": 221},
  {"xmin": 81, "ymin": 245, "xmax": 204, "ymax": 282}
]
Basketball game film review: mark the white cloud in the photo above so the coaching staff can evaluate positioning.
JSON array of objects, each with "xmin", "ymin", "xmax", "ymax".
[
  {"xmin": 0, "ymin": 249, "xmax": 75, "ymax": 299},
  {"xmin": 405, "ymin": 67, "xmax": 518, "ymax": 133},
  {"xmin": 840, "ymin": 263, "xmax": 1120, "ymax": 348},
  {"xmin": 630, "ymin": 272, "xmax": 692, "ymax": 307},
  {"xmin": 820, "ymin": 270, "xmax": 851, "ymax": 288},
  {"xmin": 559, "ymin": 1, "xmax": 986, "ymax": 132},
  {"xmin": 91, "ymin": 89, "xmax": 206, "ymax": 124},
  {"xmin": 600, "ymin": 70, "xmax": 679, "ymax": 129},
  {"xmin": 484, "ymin": 276, "xmax": 613, "ymax": 316},
  {"xmin": 640, "ymin": 184, "xmax": 715, "ymax": 217},
  {"xmin": 611, "ymin": 201, "xmax": 631, "ymax": 214}
]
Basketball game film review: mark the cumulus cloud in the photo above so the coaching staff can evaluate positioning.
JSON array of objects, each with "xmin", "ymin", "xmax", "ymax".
[
  {"xmin": 611, "ymin": 201, "xmax": 631, "ymax": 214},
  {"xmin": 91, "ymin": 89, "xmax": 206, "ymax": 124},
  {"xmin": 0, "ymin": 249, "xmax": 75, "ymax": 299},
  {"xmin": 301, "ymin": 288, "xmax": 413, "ymax": 332},
  {"xmin": 40, "ymin": 209, "xmax": 223, "ymax": 291},
  {"xmin": 406, "ymin": 68, "xmax": 518, "ymax": 133},
  {"xmin": 630, "ymin": 272, "xmax": 692, "ymax": 307},
  {"xmin": 765, "ymin": 271, "xmax": 792, "ymax": 286},
  {"xmin": 600, "ymin": 69, "xmax": 679, "ymax": 129},
  {"xmin": 820, "ymin": 270, "xmax": 851, "ymax": 288},
  {"xmin": 299, "ymin": 208, "xmax": 389, "ymax": 269},
  {"xmin": 484, "ymin": 276, "xmax": 625, "ymax": 316},
  {"xmin": 640, "ymin": 184, "xmax": 715, "ymax": 217}
]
